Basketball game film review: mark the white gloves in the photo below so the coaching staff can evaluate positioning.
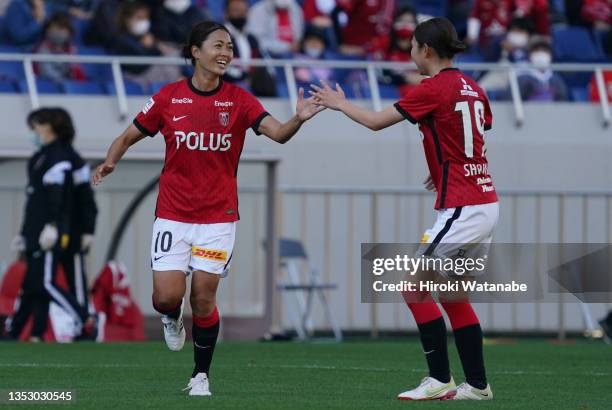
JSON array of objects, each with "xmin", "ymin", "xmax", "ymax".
[
  {"xmin": 81, "ymin": 234, "xmax": 94, "ymax": 251},
  {"xmin": 10, "ymin": 235, "xmax": 26, "ymax": 252},
  {"xmin": 39, "ymin": 224, "xmax": 58, "ymax": 250}
]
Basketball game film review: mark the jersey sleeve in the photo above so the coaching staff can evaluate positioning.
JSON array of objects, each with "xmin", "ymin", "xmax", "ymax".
[
  {"xmin": 484, "ymin": 96, "xmax": 493, "ymax": 131},
  {"xmin": 393, "ymin": 79, "xmax": 440, "ymax": 124},
  {"xmin": 133, "ymin": 92, "xmax": 165, "ymax": 137},
  {"xmin": 241, "ymin": 89, "xmax": 270, "ymax": 135}
]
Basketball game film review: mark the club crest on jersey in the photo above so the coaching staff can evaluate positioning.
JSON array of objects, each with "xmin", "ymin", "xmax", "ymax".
[{"xmin": 219, "ymin": 111, "xmax": 230, "ymax": 127}]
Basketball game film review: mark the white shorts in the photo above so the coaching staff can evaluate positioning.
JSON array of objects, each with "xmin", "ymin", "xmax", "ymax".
[
  {"xmin": 417, "ymin": 202, "xmax": 499, "ymax": 276},
  {"xmin": 151, "ymin": 218, "xmax": 236, "ymax": 276}
]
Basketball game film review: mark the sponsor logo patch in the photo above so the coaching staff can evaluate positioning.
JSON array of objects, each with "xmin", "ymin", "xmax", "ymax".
[
  {"xmin": 172, "ymin": 97, "xmax": 193, "ymax": 104},
  {"xmin": 192, "ymin": 247, "xmax": 227, "ymax": 262},
  {"xmin": 142, "ymin": 97, "xmax": 155, "ymax": 114}
]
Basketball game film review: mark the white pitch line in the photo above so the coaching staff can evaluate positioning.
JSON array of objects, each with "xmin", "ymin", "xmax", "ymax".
[{"xmin": 1, "ymin": 363, "xmax": 609, "ymax": 377}]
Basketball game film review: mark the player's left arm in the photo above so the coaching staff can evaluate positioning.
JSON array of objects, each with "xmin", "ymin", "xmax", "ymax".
[
  {"xmin": 310, "ymin": 81, "xmax": 403, "ymax": 131},
  {"xmin": 258, "ymin": 88, "xmax": 325, "ymax": 144}
]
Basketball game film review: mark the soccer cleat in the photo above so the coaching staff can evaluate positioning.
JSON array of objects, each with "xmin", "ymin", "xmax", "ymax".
[
  {"xmin": 453, "ymin": 382, "xmax": 493, "ymax": 400},
  {"xmin": 397, "ymin": 376, "xmax": 456, "ymax": 400},
  {"xmin": 161, "ymin": 300, "xmax": 185, "ymax": 351},
  {"xmin": 183, "ymin": 373, "xmax": 211, "ymax": 396}
]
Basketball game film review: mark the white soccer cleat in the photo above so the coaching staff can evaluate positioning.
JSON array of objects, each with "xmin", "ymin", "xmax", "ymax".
[
  {"xmin": 183, "ymin": 373, "xmax": 211, "ymax": 396},
  {"xmin": 161, "ymin": 300, "xmax": 185, "ymax": 351},
  {"xmin": 397, "ymin": 376, "xmax": 457, "ymax": 401},
  {"xmin": 453, "ymin": 382, "xmax": 493, "ymax": 400}
]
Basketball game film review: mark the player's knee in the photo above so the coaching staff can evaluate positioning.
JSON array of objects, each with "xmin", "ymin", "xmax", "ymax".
[
  {"xmin": 152, "ymin": 292, "xmax": 182, "ymax": 311},
  {"xmin": 190, "ymin": 293, "xmax": 215, "ymax": 317}
]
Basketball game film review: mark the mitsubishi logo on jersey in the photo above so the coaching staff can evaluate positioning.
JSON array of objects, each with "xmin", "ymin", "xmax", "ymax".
[
  {"xmin": 460, "ymin": 78, "xmax": 479, "ymax": 98},
  {"xmin": 219, "ymin": 111, "xmax": 230, "ymax": 127},
  {"xmin": 174, "ymin": 131, "xmax": 232, "ymax": 151}
]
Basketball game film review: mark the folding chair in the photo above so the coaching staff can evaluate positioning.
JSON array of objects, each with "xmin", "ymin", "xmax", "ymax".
[{"xmin": 276, "ymin": 239, "xmax": 342, "ymax": 342}]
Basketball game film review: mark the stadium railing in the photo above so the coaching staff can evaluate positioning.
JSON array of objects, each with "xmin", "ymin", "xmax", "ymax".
[{"xmin": 0, "ymin": 53, "xmax": 610, "ymax": 128}]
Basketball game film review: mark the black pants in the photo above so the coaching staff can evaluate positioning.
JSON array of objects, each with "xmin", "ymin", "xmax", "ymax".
[
  {"xmin": 60, "ymin": 251, "xmax": 90, "ymax": 312},
  {"xmin": 9, "ymin": 250, "xmax": 89, "ymax": 339}
]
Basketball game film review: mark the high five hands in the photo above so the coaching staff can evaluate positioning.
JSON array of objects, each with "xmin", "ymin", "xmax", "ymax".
[{"xmin": 309, "ymin": 80, "xmax": 347, "ymax": 111}]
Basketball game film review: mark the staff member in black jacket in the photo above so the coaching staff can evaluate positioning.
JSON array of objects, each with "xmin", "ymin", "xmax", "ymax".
[
  {"xmin": 7, "ymin": 108, "xmax": 101, "ymax": 342},
  {"xmin": 50, "ymin": 108, "xmax": 98, "ymax": 312}
]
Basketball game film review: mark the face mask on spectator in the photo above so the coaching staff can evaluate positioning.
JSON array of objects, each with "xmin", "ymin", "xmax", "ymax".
[
  {"xmin": 507, "ymin": 31, "xmax": 529, "ymax": 48},
  {"xmin": 229, "ymin": 17, "xmax": 247, "ymax": 31},
  {"xmin": 274, "ymin": 0, "xmax": 291, "ymax": 9},
  {"xmin": 47, "ymin": 30, "xmax": 69, "ymax": 46},
  {"xmin": 530, "ymin": 50, "xmax": 551, "ymax": 68},
  {"xmin": 393, "ymin": 22, "xmax": 415, "ymax": 40},
  {"xmin": 304, "ymin": 47, "xmax": 323, "ymax": 59},
  {"xmin": 164, "ymin": 0, "xmax": 191, "ymax": 14},
  {"xmin": 130, "ymin": 19, "xmax": 150, "ymax": 37}
]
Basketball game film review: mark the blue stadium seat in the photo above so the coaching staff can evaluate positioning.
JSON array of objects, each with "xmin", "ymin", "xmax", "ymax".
[
  {"xmin": 63, "ymin": 80, "xmax": 106, "ymax": 95},
  {"xmin": 415, "ymin": 0, "xmax": 448, "ymax": 17},
  {"xmin": 76, "ymin": 46, "xmax": 113, "ymax": 81},
  {"xmin": 0, "ymin": 61, "xmax": 25, "ymax": 80},
  {"xmin": 17, "ymin": 79, "xmax": 64, "ymax": 94},
  {"xmin": 378, "ymin": 84, "xmax": 400, "ymax": 100},
  {"xmin": 552, "ymin": 27, "xmax": 602, "ymax": 61},
  {"xmin": 570, "ymin": 86, "xmax": 589, "ymax": 102},
  {"xmin": 150, "ymin": 81, "xmax": 171, "ymax": 94},
  {"xmin": 105, "ymin": 79, "xmax": 145, "ymax": 95},
  {"xmin": 0, "ymin": 45, "xmax": 22, "ymax": 53},
  {"xmin": 71, "ymin": 17, "xmax": 91, "ymax": 45},
  {"xmin": 0, "ymin": 80, "xmax": 17, "ymax": 93}
]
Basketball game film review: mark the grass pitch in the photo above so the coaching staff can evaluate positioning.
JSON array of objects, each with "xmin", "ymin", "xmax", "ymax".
[{"xmin": 1, "ymin": 339, "xmax": 610, "ymax": 409}]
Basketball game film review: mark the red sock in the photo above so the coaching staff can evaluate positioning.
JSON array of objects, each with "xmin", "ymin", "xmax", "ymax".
[
  {"xmin": 402, "ymin": 290, "xmax": 442, "ymax": 324},
  {"xmin": 440, "ymin": 301, "xmax": 479, "ymax": 330}
]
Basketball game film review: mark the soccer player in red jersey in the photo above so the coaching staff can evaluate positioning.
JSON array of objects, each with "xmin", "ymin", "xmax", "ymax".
[
  {"xmin": 92, "ymin": 21, "xmax": 324, "ymax": 396},
  {"xmin": 311, "ymin": 17, "xmax": 498, "ymax": 401}
]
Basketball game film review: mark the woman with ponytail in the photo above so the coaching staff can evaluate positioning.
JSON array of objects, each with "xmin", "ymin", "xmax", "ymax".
[{"xmin": 311, "ymin": 17, "xmax": 498, "ymax": 401}]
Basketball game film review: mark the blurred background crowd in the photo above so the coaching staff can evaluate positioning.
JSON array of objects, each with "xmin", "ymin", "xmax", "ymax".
[{"xmin": 0, "ymin": 0, "xmax": 610, "ymax": 102}]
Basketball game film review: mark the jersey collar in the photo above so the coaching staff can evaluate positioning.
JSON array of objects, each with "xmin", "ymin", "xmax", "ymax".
[
  {"xmin": 188, "ymin": 77, "xmax": 223, "ymax": 96},
  {"xmin": 439, "ymin": 67, "xmax": 460, "ymax": 73}
]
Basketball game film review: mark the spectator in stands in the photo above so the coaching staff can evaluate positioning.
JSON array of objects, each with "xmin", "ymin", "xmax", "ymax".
[
  {"xmin": 479, "ymin": 17, "xmax": 534, "ymax": 92},
  {"xmin": 84, "ymin": 0, "xmax": 122, "ymax": 48},
  {"xmin": 336, "ymin": 0, "xmax": 395, "ymax": 56},
  {"xmin": 581, "ymin": 0, "xmax": 611, "ymax": 31},
  {"xmin": 302, "ymin": 0, "xmax": 336, "ymax": 29},
  {"xmin": 35, "ymin": 13, "xmax": 86, "ymax": 83},
  {"xmin": 246, "ymin": 0, "xmax": 304, "ymax": 57},
  {"xmin": 517, "ymin": 38, "xmax": 568, "ymax": 101},
  {"xmin": 294, "ymin": 27, "xmax": 334, "ymax": 84},
  {"xmin": 152, "ymin": 0, "xmax": 211, "ymax": 49},
  {"xmin": 48, "ymin": 0, "xmax": 98, "ymax": 20},
  {"xmin": 467, "ymin": 0, "xmax": 550, "ymax": 61},
  {"xmin": 368, "ymin": 7, "xmax": 421, "ymax": 95},
  {"xmin": 112, "ymin": 1, "xmax": 180, "ymax": 88},
  {"xmin": 3, "ymin": 0, "xmax": 51, "ymax": 49},
  {"xmin": 223, "ymin": 0, "xmax": 262, "ymax": 83}
]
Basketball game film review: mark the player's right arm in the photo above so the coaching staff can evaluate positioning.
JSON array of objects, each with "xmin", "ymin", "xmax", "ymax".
[
  {"xmin": 310, "ymin": 81, "xmax": 403, "ymax": 131},
  {"xmin": 92, "ymin": 124, "xmax": 146, "ymax": 185}
]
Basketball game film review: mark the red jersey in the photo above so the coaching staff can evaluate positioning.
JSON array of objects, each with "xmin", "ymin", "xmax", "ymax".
[
  {"xmin": 134, "ymin": 78, "xmax": 269, "ymax": 223},
  {"xmin": 394, "ymin": 68, "xmax": 498, "ymax": 209}
]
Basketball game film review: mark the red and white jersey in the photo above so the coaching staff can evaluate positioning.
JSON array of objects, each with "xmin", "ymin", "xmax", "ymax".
[
  {"xmin": 134, "ymin": 78, "xmax": 269, "ymax": 224},
  {"xmin": 394, "ymin": 68, "xmax": 498, "ymax": 209}
]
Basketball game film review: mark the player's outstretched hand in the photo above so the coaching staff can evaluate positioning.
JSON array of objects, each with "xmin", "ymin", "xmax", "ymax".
[
  {"xmin": 296, "ymin": 87, "xmax": 325, "ymax": 121},
  {"xmin": 92, "ymin": 162, "xmax": 115, "ymax": 186},
  {"xmin": 423, "ymin": 175, "xmax": 436, "ymax": 192},
  {"xmin": 309, "ymin": 80, "xmax": 346, "ymax": 111}
]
